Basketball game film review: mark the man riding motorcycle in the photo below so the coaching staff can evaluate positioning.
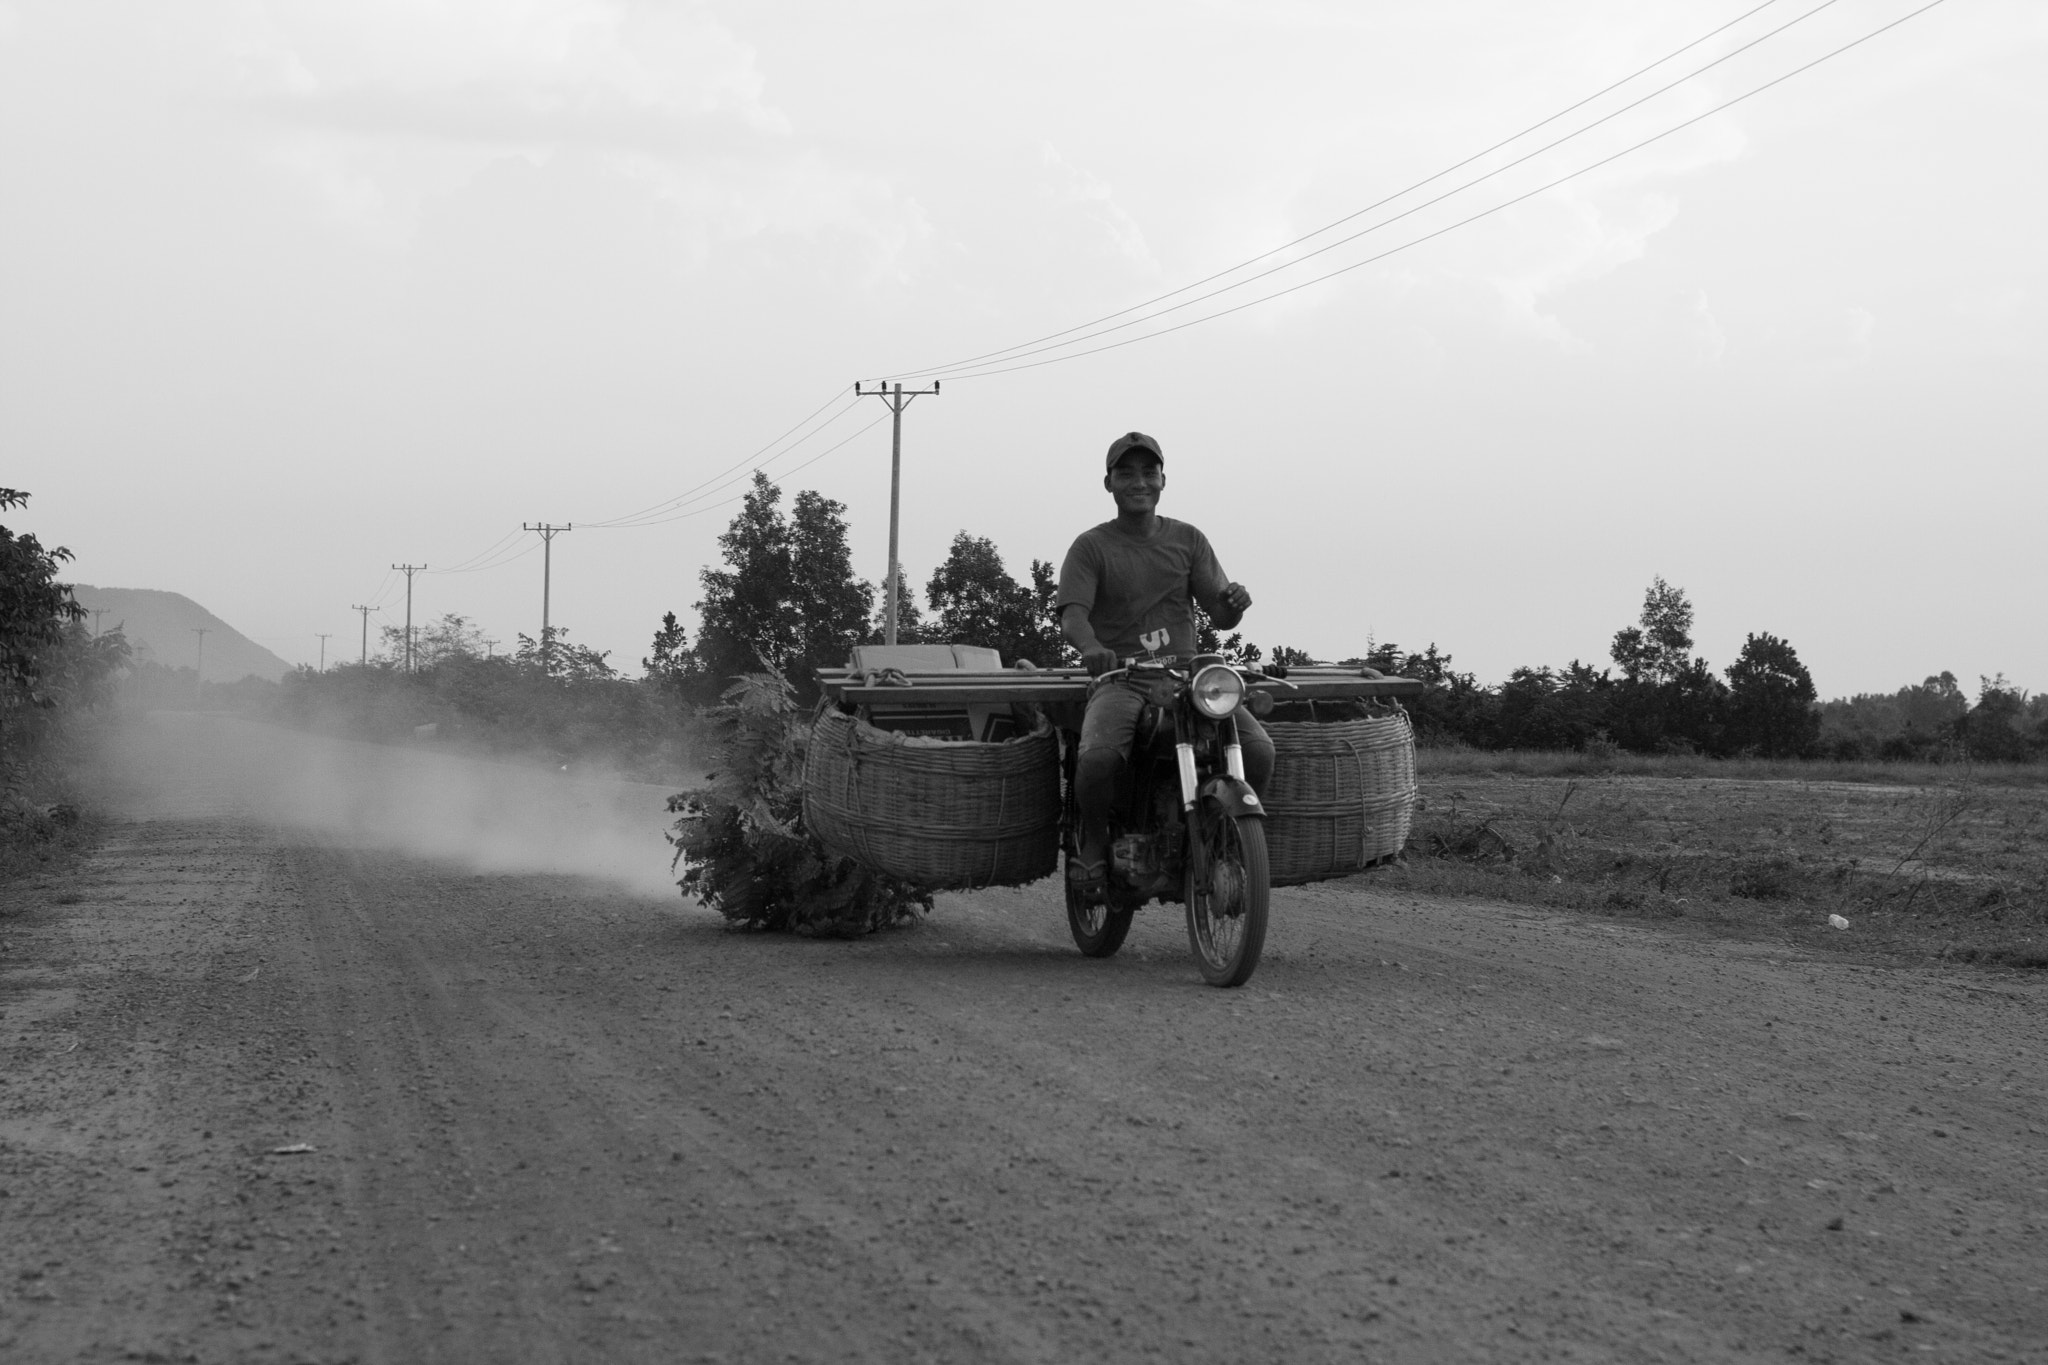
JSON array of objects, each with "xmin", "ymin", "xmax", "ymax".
[{"xmin": 1056, "ymin": 430, "xmax": 1275, "ymax": 899}]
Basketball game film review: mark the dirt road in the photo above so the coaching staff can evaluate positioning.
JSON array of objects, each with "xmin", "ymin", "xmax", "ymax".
[{"xmin": 3, "ymin": 716, "xmax": 2044, "ymax": 1363}]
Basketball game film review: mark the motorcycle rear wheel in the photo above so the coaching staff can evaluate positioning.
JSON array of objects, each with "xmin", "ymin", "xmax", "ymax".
[
  {"xmin": 1065, "ymin": 868, "xmax": 1135, "ymax": 958},
  {"xmin": 1184, "ymin": 815, "xmax": 1269, "ymax": 988}
]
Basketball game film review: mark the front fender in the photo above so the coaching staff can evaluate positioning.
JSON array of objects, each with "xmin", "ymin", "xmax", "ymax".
[{"xmin": 1198, "ymin": 774, "xmax": 1266, "ymax": 820}]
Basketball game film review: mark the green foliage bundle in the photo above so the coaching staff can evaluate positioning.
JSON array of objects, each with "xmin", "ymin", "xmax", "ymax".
[{"xmin": 667, "ymin": 670, "xmax": 930, "ymax": 935}]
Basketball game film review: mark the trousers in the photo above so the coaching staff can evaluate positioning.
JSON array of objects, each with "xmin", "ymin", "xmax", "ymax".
[{"xmin": 1074, "ymin": 677, "xmax": 1275, "ymax": 829}]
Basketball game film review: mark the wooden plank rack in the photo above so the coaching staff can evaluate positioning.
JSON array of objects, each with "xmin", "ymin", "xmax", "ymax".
[{"xmin": 821, "ymin": 664, "xmax": 1425, "ymax": 708}]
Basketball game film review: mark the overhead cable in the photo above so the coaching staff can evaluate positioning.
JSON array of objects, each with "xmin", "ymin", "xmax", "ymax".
[
  {"xmin": 614, "ymin": 411, "xmax": 892, "ymax": 529},
  {"xmin": 932, "ymin": 0, "xmax": 1948, "ymax": 382},
  {"xmin": 585, "ymin": 389, "xmax": 857, "ymax": 528},
  {"xmin": 909, "ymin": 0, "xmax": 1854, "ymax": 382},
  {"xmin": 878, "ymin": 0, "xmax": 1802, "ymax": 384}
]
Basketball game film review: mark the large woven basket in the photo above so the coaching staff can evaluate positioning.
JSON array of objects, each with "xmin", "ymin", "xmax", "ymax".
[
  {"xmin": 802, "ymin": 709, "xmax": 1062, "ymax": 891},
  {"xmin": 1262, "ymin": 708, "xmax": 1417, "ymax": 886}
]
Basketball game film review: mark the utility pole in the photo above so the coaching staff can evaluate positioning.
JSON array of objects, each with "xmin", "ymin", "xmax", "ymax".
[
  {"xmin": 854, "ymin": 379, "xmax": 940, "ymax": 646},
  {"xmin": 350, "ymin": 604, "xmax": 380, "ymax": 667},
  {"xmin": 191, "ymin": 628, "xmax": 208, "ymax": 697},
  {"xmin": 391, "ymin": 564, "xmax": 426, "ymax": 674},
  {"xmin": 521, "ymin": 524, "xmax": 571, "ymax": 675},
  {"xmin": 315, "ymin": 633, "xmax": 332, "ymax": 673},
  {"xmin": 90, "ymin": 608, "xmax": 108, "ymax": 637},
  {"xmin": 483, "ymin": 637, "xmax": 499, "ymax": 660}
]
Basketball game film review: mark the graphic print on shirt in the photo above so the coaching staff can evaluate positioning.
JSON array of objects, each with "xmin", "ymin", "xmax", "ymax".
[{"xmin": 1140, "ymin": 627, "xmax": 1170, "ymax": 659}]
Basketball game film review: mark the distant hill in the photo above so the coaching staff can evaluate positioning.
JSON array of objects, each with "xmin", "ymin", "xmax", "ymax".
[{"xmin": 68, "ymin": 585, "xmax": 293, "ymax": 683}]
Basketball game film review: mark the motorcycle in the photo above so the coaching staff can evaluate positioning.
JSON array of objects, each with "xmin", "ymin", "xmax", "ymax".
[{"xmin": 1060, "ymin": 653, "xmax": 1281, "ymax": 988}]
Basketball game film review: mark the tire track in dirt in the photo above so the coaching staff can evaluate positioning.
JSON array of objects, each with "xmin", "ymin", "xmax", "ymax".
[{"xmin": 3, "ymin": 719, "xmax": 2044, "ymax": 1362}]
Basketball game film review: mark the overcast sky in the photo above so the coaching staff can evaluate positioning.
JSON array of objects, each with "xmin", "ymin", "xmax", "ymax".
[{"xmin": 7, "ymin": 0, "xmax": 2043, "ymax": 696}]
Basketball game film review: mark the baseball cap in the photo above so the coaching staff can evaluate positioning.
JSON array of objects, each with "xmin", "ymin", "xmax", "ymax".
[{"xmin": 1105, "ymin": 431, "xmax": 1164, "ymax": 471}]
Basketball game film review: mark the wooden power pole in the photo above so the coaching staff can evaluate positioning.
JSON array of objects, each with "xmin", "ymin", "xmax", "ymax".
[
  {"xmin": 522, "ymin": 523, "xmax": 571, "ymax": 674},
  {"xmin": 391, "ymin": 565, "xmax": 425, "ymax": 673},
  {"xmin": 351, "ymin": 604, "xmax": 380, "ymax": 666},
  {"xmin": 854, "ymin": 380, "xmax": 940, "ymax": 646}
]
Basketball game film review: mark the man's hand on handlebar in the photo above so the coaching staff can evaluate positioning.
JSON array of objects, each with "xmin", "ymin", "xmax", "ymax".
[{"xmin": 1082, "ymin": 645, "xmax": 1121, "ymax": 677}]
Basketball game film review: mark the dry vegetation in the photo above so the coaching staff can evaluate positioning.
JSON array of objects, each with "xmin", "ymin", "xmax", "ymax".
[{"xmin": 1383, "ymin": 746, "xmax": 2048, "ymax": 969}]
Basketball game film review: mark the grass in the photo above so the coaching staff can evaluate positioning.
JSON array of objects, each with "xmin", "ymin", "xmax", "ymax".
[
  {"xmin": 1383, "ymin": 747, "xmax": 2048, "ymax": 969},
  {"xmin": 1416, "ymin": 742, "xmax": 2048, "ymax": 788}
]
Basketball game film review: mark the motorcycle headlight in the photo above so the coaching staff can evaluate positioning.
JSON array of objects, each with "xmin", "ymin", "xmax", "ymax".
[{"xmin": 1190, "ymin": 664, "xmax": 1244, "ymax": 719}]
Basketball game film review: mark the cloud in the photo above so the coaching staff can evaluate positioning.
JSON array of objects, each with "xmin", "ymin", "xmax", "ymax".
[
  {"xmin": 227, "ymin": 0, "xmax": 783, "ymax": 141},
  {"xmin": 217, "ymin": 0, "xmax": 924, "ymax": 270},
  {"xmin": 1037, "ymin": 143, "xmax": 1158, "ymax": 274}
]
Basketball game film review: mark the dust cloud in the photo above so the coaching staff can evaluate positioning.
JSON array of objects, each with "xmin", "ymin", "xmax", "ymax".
[{"xmin": 100, "ymin": 712, "xmax": 690, "ymax": 898}]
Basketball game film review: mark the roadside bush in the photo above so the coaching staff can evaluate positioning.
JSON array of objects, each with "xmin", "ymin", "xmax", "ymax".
[
  {"xmin": 1729, "ymin": 855, "xmax": 1800, "ymax": 901},
  {"xmin": 269, "ymin": 623, "xmax": 699, "ymax": 782},
  {"xmin": 666, "ymin": 670, "xmax": 929, "ymax": 935},
  {"xmin": 2, "ymin": 489, "xmax": 129, "ymax": 873}
]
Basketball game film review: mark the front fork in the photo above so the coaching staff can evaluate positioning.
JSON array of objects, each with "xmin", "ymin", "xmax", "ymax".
[
  {"xmin": 1175, "ymin": 715, "xmax": 1244, "ymax": 810},
  {"xmin": 1178, "ymin": 715, "xmax": 1243, "ymax": 894}
]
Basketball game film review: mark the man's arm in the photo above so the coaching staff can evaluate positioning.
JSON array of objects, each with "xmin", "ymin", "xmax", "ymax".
[
  {"xmin": 1061, "ymin": 604, "xmax": 1120, "ymax": 676},
  {"xmin": 1190, "ymin": 531, "xmax": 1252, "ymax": 630},
  {"xmin": 1207, "ymin": 582, "xmax": 1252, "ymax": 632}
]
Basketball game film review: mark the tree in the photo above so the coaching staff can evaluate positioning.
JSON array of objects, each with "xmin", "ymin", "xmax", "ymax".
[
  {"xmin": 1817, "ymin": 672, "xmax": 1969, "ymax": 761},
  {"xmin": 694, "ymin": 473, "xmax": 873, "ymax": 698},
  {"xmin": 922, "ymin": 533, "xmax": 1067, "ymax": 666},
  {"xmin": 1, "ymin": 489, "xmax": 86, "ymax": 719},
  {"xmin": 515, "ymin": 628, "xmax": 616, "ymax": 682},
  {"xmin": 1357, "ymin": 641, "xmax": 1499, "ymax": 746},
  {"xmin": 1961, "ymin": 675, "xmax": 2034, "ymax": 763},
  {"xmin": 1611, "ymin": 577, "xmax": 1696, "ymax": 686},
  {"xmin": 789, "ymin": 488, "xmax": 874, "ymax": 677},
  {"xmin": 1606, "ymin": 579, "xmax": 1728, "ymax": 753},
  {"xmin": 1723, "ymin": 632, "xmax": 1820, "ymax": 757},
  {"xmin": 1194, "ymin": 603, "xmax": 1260, "ymax": 665},
  {"xmin": 1495, "ymin": 661, "xmax": 1613, "ymax": 751},
  {"xmin": 696, "ymin": 473, "xmax": 796, "ymax": 683},
  {"xmin": 379, "ymin": 612, "xmax": 486, "ymax": 670},
  {"xmin": 866, "ymin": 577, "xmax": 926, "ymax": 644}
]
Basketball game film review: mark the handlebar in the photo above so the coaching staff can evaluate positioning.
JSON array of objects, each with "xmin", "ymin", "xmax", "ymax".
[{"xmin": 1091, "ymin": 658, "xmax": 1300, "ymax": 691}]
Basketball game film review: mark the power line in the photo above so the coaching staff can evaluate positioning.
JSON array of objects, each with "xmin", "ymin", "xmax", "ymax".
[
  {"xmin": 908, "ymin": 0, "xmax": 1851, "ymax": 383},
  {"xmin": 879, "ymin": 0, "xmax": 1801, "ymax": 384},
  {"xmin": 934, "ymin": 0, "xmax": 1950, "ymax": 383},
  {"xmin": 585, "ymin": 390, "xmax": 858, "ymax": 528},
  {"xmin": 593, "ymin": 410, "xmax": 893, "ymax": 531},
  {"xmin": 432, "ymin": 539, "xmax": 540, "ymax": 575},
  {"xmin": 431, "ymin": 528, "xmax": 527, "ymax": 575}
]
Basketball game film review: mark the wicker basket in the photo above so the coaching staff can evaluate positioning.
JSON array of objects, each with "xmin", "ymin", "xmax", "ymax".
[
  {"xmin": 1262, "ymin": 708, "xmax": 1417, "ymax": 886},
  {"xmin": 802, "ymin": 709, "xmax": 1062, "ymax": 890}
]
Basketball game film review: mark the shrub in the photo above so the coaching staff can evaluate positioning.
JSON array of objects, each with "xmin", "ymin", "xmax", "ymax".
[
  {"xmin": 666, "ymin": 670, "xmax": 929, "ymax": 935},
  {"xmin": 1730, "ymin": 855, "xmax": 1799, "ymax": 901}
]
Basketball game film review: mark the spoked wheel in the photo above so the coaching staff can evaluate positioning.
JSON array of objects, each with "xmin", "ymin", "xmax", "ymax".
[
  {"xmin": 1065, "ymin": 862, "xmax": 1135, "ymax": 958},
  {"xmin": 1184, "ymin": 814, "xmax": 1270, "ymax": 988}
]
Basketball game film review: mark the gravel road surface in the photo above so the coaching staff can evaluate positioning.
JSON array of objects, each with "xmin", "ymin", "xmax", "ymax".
[{"xmin": 2, "ymin": 715, "xmax": 2043, "ymax": 1363}]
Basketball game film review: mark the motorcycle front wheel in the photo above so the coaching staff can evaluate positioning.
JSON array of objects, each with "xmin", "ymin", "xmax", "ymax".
[
  {"xmin": 1065, "ymin": 869, "xmax": 1135, "ymax": 957},
  {"xmin": 1183, "ymin": 814, "xmax": 1270, "ymax": 988}
]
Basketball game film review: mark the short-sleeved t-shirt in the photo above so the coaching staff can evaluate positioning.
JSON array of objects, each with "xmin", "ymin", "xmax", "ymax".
[{"xmin": 1056, "ymin": 517, "xmax": 1231, "ymax": 661}]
